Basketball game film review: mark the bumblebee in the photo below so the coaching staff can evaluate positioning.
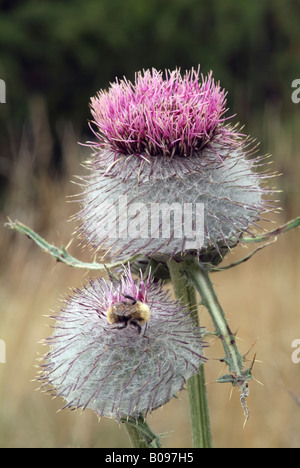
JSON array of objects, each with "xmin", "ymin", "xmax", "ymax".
[{"xmin": 106, "ymin": 295, "xmax": 151, "ymax": 334}]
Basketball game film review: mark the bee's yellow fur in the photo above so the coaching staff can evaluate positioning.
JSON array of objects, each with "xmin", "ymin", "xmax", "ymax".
[{"xmin": 106, "ymin": 300, "xmax": 151, "ymax": 332}]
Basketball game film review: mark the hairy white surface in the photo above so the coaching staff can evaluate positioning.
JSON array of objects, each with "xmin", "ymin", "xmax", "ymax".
[
  {"xmin": 40, "ymin": 279, "xmax": 205, "ymax": 421},
  {"xmin": 77, "ymin": 141, "xmax": 270, "ymax": 259}
]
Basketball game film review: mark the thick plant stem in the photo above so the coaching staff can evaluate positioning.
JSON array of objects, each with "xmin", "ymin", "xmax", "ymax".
[
  {"xmin": 168, "ymin": 260, "xmax": 213, "ymax": 448},
  {"xmin": 123, "ymin": 416, "xmax": 162, "ymax": 448},
  {"xmin": 187, "ymin": 366, "xmax": 212, "ymax": 448},
  {"xmin": 124, "ymin": 421, "xmax": 149, "ymax": 448}
]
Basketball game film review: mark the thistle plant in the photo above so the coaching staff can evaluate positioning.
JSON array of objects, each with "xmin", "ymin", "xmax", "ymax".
[{"xmin": 6, "ymin": 66, "xmax": 300, "ymax": 448}]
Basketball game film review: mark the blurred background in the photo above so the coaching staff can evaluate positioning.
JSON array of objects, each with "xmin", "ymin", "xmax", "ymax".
[{"xmin": 0, "ymin": 0, "xmax": 300, "ymax": 448}]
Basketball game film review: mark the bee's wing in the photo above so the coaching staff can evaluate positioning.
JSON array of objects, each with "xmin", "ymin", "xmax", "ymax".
[{"xmin": 115, "ymin": 304, "xmax": 133, "ymax": 318}]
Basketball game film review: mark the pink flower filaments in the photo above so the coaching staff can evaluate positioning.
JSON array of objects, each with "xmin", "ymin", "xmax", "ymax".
[{"xmin": 90, "ymin": 67, "xmax": 232, "ymax": 158}]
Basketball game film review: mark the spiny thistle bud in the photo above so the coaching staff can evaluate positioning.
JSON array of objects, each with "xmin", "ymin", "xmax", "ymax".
[
  {"xmin": 76, "ymin": 67, "xmax": 275, "ymax": 262},
  {"xmin": 39, "ymin": 267, "xmax": 205, "ymax": 421}
]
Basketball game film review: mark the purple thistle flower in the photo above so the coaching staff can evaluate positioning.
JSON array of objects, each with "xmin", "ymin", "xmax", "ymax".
[
  {"xmin": 90, "ymin": 67, "xmax": 234, "ymax": 158},
  {"xmin": 76, "ymin": 67, "xmax": 276, "ymax": 262},
  {"xmin": 39, "ymin": 267, "xmax": 205, "ymax": 422}
]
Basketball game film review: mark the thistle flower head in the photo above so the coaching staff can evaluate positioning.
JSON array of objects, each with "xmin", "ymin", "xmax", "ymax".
[
  {"xmin": 77, "ymin": 67, "xmax": 276, "ymax": 262},
  {"xmin": 39, "ymin": 267, "xmax": 205, "ymax": 421},
  {"xmin": 104, "ymin": 264, "xmax": 149, "ymax": 307},
  {"xmin": 90, "ymin": 67, "xmax": 234, "ymax": 158}
]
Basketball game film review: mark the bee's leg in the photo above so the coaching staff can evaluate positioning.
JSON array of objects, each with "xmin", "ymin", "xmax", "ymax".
[
  {"xmin": 110, "ymin": 319, "xmax": 128, "ymax": 330},
  {"xmin": 132, "ymin": 321, "xmax": 142, "ymax": 334},
  {"xmin": 121, "ymin": 294, "xmax": 137, "ymax": 305},
  {"xmin": 141, "ymin": 323, "xmax": 149, "ymax": 339}
]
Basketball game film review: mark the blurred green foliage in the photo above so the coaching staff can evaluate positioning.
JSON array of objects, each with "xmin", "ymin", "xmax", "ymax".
[
  {"xmin": 1, "ymin": 0, "xmax": 299, "ymax": 119},
  {"xmin": 0, "ymin": 0, "xmax": 299, "ymax": 190}
]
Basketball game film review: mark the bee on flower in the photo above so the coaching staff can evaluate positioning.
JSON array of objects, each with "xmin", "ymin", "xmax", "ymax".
[{"xmin": 39, "ymin": 266, "xmax": 206, "ymax": 422}]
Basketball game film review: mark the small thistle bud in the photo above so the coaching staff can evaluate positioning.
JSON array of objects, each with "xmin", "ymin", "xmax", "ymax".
[
  {"xmin": 39, "ymin": 267, "xmax": 205, "ymax": 421},
  {"xmin": 76, "ymin": 67, "xmax": 275, "ymax": 262}
]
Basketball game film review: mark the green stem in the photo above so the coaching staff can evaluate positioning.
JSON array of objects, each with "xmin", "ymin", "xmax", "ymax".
[
  {"xmin": 168, "ymin": 260, "xmax": 212, "ymax": 448},
  {"xmin": 5, "ymin": 219, "xmax": 140, "ymax": 270},
  {"xmin": 211, "ymin": 238, "xmax": 277, "ymax": 272},
  {"xmin": 124, "ymin": 422, "xmax": 149, "ymax": 448},
  {"xmin": 241, "ymin": 215, "xmax": 300, "ymax": 244},
  {"xmin": 185, "ymin": 262, "xmax": 243, "ymax": 375},
  {"xmin": 123, "ymin": 416, "xmax": 162, "ymax": 448},
  {"xmin": 184, "ymin": 260, "xmax": 254, "ymax": 423}
]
